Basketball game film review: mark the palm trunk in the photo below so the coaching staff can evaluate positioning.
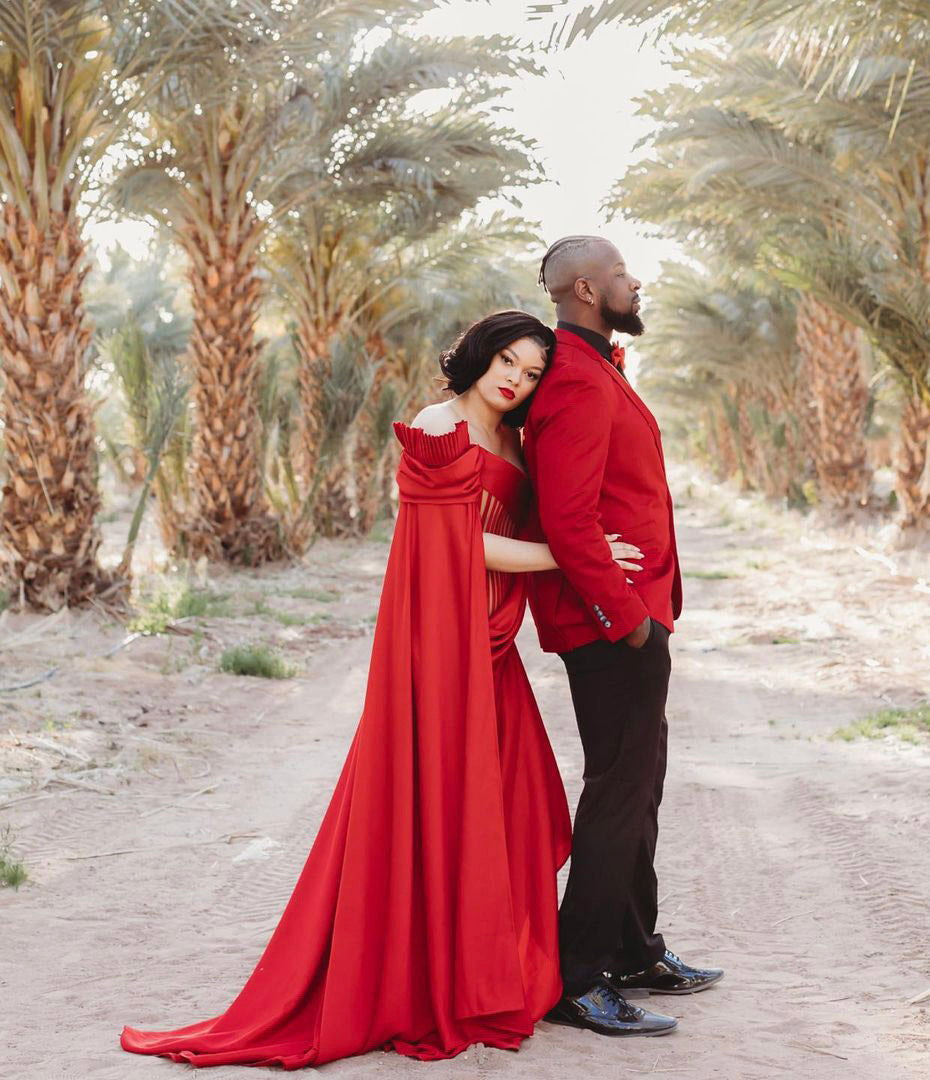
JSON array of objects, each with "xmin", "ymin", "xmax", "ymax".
[
  {"xmin": 794, "ymin": 350, "xmax": 822, "ymax": 481},
  {"xmin": 767, "ymin": 350, "xmax": 810, "ymax": 504},
  {"xmin": 757, "ymin": 385, "xmax": 806, "ymax": 503},
  {"xmin": 292, "ymin": 318, "xmax": 341, "ymax": 540},
  {"xmin": 294, "ymin": 323, "xmax": 379, "ymax": 539},
  {"xmin": 294, "ymin": 318, "xmax": 337, "ymax": 491},
  {"xmin": 795, "ymin": 296, "xmax": 872, "ymax": 507},
  {"xmin": 352, "ymin": 379, "xmax": 387, "ymax": 534},
  {"xmin": 0, "ymin": 201, "xmax": 123, "ymax": 610},
  {"xmin": 335, "ymin": 339, "xmax": 393, "ymax": 536},
  {"xmin": 178, "ymin": 190, "xmax": 284, "ymax": 565},
  {"xmin": 315, "ymin": 433, "xmax": 360, "ymax": 538},
  {"xmin": 711, "ymin": 399, "xmax": 739, "ymax": 480},
  {"xmin": 735, "ymin": 382, "xmax": 763, "ymax": 491},
  {"xmin": 897, "ymin": 161, "xmax": 930, "ymax": 526},
  {"xmin": 894, "ymin": 387, "xmax": 930, "ymax": 527}
]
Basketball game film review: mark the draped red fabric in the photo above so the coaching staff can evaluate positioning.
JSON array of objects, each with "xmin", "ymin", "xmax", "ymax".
[{"xmin": 120, "ymin": 419, "xmax": 571, "ymax": 1069}]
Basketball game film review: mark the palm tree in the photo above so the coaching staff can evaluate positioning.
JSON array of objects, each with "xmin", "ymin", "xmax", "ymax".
[
  {"xmin": 610, "ymin": 89, "xmax": 875, "ymax": 505},
  {"xmin": 256, "ymin": 29, "xmax": 541, "ymax": 538},
  {"xmin": 358, "ymin": 227, "xmax": 550, "ymax": 532},
  {"xmin": 287, "ymin": 30, "xmax": 541, "ymax": 539},
  {"xmin": 633, "ymin": 261, "xmax": 808, "ymax": 501},
  {"xmin": 107, "ymin": 11, "xmax": 332, "ymax": 566},
  {"xmin": 895, "ymin": 392, "xmax": 930, "ymax": 524},
  {"xmin": 109, "ymin": 16, "xmax": 539, "ymax": 561},
  {"xmin": 97, "ymin": 322, "xmax": 191, "ymax": 576},
  {"xmin": 0, "ymin": 1, "xmax": 188, "ymax": 610},
  {"xmin": 88, "ymin": 240, "xmax": 197, "ymax": 565},
  {"xmin": 0, "ymin": 1, "xmax": 331, "ymax": 608},
  {"xmin": 87, "ymin": 240, "xmax": 192, "ymax": 490},
  {"xmin": 550, "ymin": 0, "xmax": 930, "ymax": 522},
  {"xmin": 612, "ymin": 36, "xmax": 930, "ymax": 506},
  {"xmin": 0, "ymin": 2, "xmax": 142, "ymax": 609},
  {"xmin": 271, "ymin": 209, "xmax": 542, "ymax": 538},
  {"xmin": 544, "ymin": 0, "xmax": 928, "ymax": 83},
  {"xmin": 716, "ymin": 50, "xmax": 930, "ymax": 518}
]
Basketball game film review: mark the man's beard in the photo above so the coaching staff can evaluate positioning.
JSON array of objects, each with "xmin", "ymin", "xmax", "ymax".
[{"xmin": 599, "ymin": 299, "xmax": 645, "ymax": 337}]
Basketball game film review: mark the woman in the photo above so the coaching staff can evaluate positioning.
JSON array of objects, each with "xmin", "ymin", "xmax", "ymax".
[{"xmin": 120, "ymin": 310, "xmax": 643, "ymax": 1069}]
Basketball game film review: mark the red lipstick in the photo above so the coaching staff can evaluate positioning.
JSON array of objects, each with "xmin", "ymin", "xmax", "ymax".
[{"xmin": 499, "ymin": 387, "xmax": 515, "ymax": 400}]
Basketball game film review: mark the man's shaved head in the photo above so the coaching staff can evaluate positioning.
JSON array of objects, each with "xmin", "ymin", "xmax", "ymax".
[
  {"xmin": 537, "ymin": 234, "xmax": 644, "ymax": 339},
  {"xmin": 537, "ymin": 235, "xmax": 619, "ymax": 301}
]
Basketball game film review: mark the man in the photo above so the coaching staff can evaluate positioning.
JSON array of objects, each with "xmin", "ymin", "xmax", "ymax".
[{"xmin": 523, "ymin": 235, "xmax": 723, "ymax": 1038}]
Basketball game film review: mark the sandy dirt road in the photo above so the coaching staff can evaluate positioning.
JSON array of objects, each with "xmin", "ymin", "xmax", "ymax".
[{"xmin": 2, "ymin": 469, "xmax": 929, "ymax": 1079}]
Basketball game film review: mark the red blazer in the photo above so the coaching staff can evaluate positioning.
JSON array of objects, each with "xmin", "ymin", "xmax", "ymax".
[{"xmin": 522, "ymin": 328, "xmax": 682, "ymax": 653}]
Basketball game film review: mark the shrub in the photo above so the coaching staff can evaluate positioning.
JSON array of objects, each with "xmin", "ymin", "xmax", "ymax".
[{"xmin": 219, "ymin": 644, "xmax": 296, "ymax": 679}]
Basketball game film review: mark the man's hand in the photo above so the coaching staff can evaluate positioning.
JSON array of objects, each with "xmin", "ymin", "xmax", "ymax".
[{"xmin": 624, "ymin": 615, "xmax": 651, "ymax": 649}]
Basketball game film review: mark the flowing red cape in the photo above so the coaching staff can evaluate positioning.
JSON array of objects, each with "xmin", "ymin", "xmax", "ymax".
[{"xmin": 120, "ymin": 420, "xmax": 571, "ymax": 1068}]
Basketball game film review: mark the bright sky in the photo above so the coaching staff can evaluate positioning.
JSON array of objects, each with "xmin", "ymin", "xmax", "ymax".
[
  {"xmin": 416, "ymin": 0, "xmax": 683, "ymax": 290},
  {"xmin": 88, "ymin": 1, "xmax": 682, "ymax": 369}
]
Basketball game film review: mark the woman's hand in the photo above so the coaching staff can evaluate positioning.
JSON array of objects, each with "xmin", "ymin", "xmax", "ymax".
[{"xmin": 605, "ymin": 533, "xmax": 643, "ymax": 572}]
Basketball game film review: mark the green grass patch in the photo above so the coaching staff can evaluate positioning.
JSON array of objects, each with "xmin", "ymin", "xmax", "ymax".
[
  {"xmin": 130, "ymin": 584, "xmax": 233, "ymax": 634},
  {"xmin": 683, "ymin": 570, "xmax": 734, "ymax": 580},
  {"xmin": 832, "ymin": 703, "xmax": 930, "ymax": 745},
  {"xmin": 271, "ymin": 611, "xmax": 310, "ymax": 627},
  {"xmin": 174, "ymin": 587, "xmax": 231, "ymax": 619},
  {"xmin": 0, "ymin": 587, "xmax": 9, "ymax": 613},
  {"xmin": 248, "ymin": 599, "xmax": 321, "ymax": 627},
  {"xmin": 0, "ymin": 826, "xmax": 27, "ymax": 890},
  {"xmin": 219, "ymin": 643, "xmax": 296, "ymax": 679},
  {"xmin": 771, "ymin": 636, "xmax": 801, "ymax": 645},
  {"xmin": 285, "ymin": 587, "xmax": 341, "ymax": 603}
]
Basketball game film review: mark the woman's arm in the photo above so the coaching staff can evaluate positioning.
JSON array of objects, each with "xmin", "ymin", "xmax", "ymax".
[
  {"xmin": 483, "ymin": 534, "xmax": 558, "ymax": 573},
  {"xmin": 484, "ymin": 533, "xmax": 643, "ymax": 575}
]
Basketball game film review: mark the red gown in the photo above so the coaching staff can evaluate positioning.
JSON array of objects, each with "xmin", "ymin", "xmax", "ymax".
[{"xmin": 120, "ymin": 419, "xmax": 572, "ymax": 1069}]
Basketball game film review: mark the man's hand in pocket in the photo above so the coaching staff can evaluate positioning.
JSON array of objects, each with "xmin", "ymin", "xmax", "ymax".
[{"xmin": 624, "ymin": 615, "xmax": 651, "ymax": 649}]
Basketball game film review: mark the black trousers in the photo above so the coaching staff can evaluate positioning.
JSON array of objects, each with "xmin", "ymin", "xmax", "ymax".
[{"xmin": 557, "ymin": 617, "xmax": 671, "ymax": 996}]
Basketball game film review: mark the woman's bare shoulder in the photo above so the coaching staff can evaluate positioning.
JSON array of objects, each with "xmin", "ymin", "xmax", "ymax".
[{"xmin": 409, "ymin": 402, "xmax": 461, "ymax": 436}]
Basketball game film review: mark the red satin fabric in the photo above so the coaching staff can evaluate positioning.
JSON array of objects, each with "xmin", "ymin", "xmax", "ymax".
[{"xmin": 120, "ymin": 419, "xmax": 571, "ymax": 1069}]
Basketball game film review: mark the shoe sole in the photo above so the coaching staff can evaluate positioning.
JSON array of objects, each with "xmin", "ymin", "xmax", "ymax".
[
  {"xmin": 544, "ymin": 1016, "xmax": 678, "ymax": 1038},
  {"xmin": 629, "ymin": 974, "xmax": 725, "ymax": 996}
]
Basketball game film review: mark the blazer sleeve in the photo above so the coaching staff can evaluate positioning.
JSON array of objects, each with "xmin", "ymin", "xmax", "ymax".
[{"xmin": 529, "ymin": 375, "xmax": 650, "ymax": 641}]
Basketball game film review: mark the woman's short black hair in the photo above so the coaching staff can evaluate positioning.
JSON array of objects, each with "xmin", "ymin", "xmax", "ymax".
[{"xmin": 438, "ymin": 309, "xmax": 556, "ymax": 428}]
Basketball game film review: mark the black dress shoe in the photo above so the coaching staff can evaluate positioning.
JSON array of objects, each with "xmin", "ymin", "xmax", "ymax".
[
  {"xmin": 607, "ymin": 949, "xmax": 724, "ymax": 995},
  {"xmin": 544, "ymin": 980, "xmax": 678, "ymax": 1037}
]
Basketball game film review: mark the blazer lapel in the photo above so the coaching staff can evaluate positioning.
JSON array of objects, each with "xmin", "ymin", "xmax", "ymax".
[
  {"xmin": 599, "ymin": 351, "xmax": 665, "ymax": 461},
  {"xmin": 554, "ymin": 328, "xmax": 664, "ymax": 459}
]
